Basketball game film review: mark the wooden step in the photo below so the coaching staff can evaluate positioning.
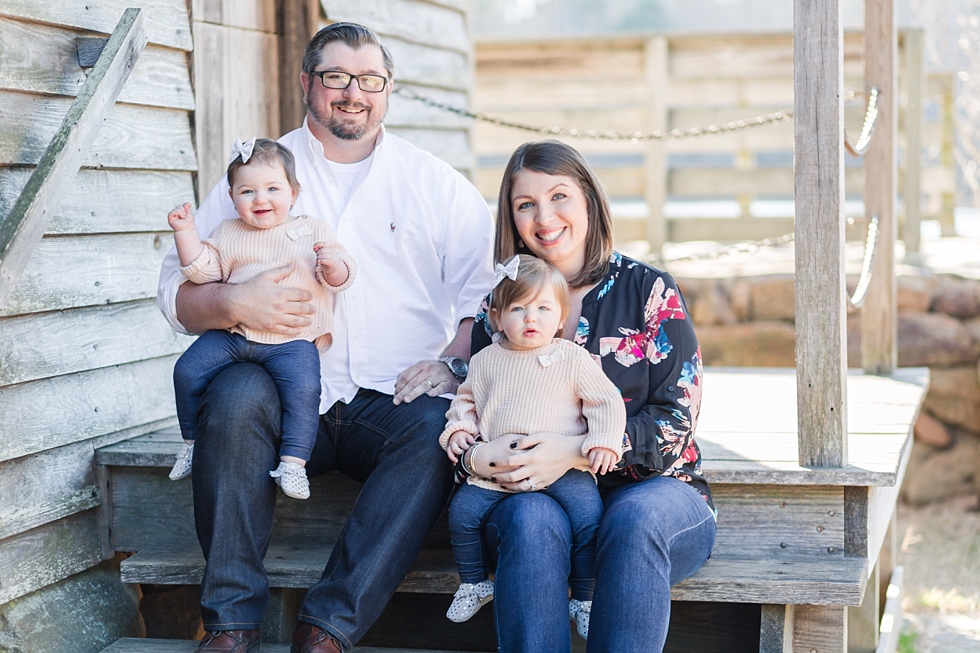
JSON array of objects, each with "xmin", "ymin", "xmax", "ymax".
[
  {"xmin": 119, "ymin": 544, "xmax": 868, "ymax": 606},
  {"xmin": 101, "ymin": 638, "xmax": 467, "ymax": 652}
]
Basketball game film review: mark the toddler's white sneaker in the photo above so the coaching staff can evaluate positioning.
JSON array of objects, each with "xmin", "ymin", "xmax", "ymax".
[
  {"xmin": 269, "ymin": 461, "xmax": 310, "ymax": 499},
  {"xmin": 569, "ymin": 598, "xmax": 592, "ymax": 639},
  {"xmin": 168, "ymin": 442, "xmax": 194, "ymax": 481},
  {"xmin": 446, "ymin": 579, "xmax": 494, "ymax": 623}
]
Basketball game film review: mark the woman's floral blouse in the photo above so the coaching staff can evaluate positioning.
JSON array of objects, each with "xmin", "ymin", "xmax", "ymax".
[{"xmin": 472, "ymin": 253, "xmax": 714, "ymax": 510}]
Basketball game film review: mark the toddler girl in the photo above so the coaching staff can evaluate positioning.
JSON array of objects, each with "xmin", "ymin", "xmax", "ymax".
[
  {"xmin": 439, "ymin": 255, "xmax": 625, "ymax": 638},
  {"xmin": 167, "ymin": 137, "xmax": 356, "ymax": 499}
]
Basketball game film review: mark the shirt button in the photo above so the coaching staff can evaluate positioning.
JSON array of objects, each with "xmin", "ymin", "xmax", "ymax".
[{"xmin": 668, "ymin": 385, "xmax": 675, "ymax": 392}]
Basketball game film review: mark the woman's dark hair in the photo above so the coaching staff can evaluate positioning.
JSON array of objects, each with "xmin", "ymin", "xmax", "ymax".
[
  {"xmin": 489, "ymin": 255, "xmax": 571, "ymax": 338},
  {"xmin": 302, "ymin": 22, "xmax": 394, "ymax": 78},
  {"xmin": 495, "ymin": 140, "xmax": 614, "ymax": 289},
  {"xmin": 227, "ymin": 138, "xmax": 301, "ymax": 194}
]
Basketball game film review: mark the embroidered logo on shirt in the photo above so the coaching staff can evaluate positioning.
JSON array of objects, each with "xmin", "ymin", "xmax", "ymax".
[
  {"xmin": 538, "ymin": 348, "xmax": 564, "ymax": 367},
  {"xmin": 286, "ymin": 225, "xmax": 314, "ymax": 240}
]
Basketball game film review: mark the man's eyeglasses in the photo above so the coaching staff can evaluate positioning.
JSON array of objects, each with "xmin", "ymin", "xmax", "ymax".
[{"xmin": 309, "ymin": 70, "xmax": 389, "ymax": 93}]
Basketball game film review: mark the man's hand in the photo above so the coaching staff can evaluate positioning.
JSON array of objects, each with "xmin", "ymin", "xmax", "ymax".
[
  {"xmin": 227, "ymin": 264, "xmax": 314, "ymax": 336},
  {"xmin": 588, "ymin": 447, "xmax": 620, "ymax": 475},
  {"xmin": 393, "ymin": 359, "xmax": 458, "ymax": 405},
  {"xmin": 167, "ymin": 203, "xmax": 195, "ymax": 232},
  {"xmin": 446, "ymin": 430, "xmax": 476, "ymax": 463}
]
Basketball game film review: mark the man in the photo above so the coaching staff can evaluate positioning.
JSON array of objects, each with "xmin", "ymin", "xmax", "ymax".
[{"xmin": 157, "ymin": 22, "xmax": 493, "ymax": 653}]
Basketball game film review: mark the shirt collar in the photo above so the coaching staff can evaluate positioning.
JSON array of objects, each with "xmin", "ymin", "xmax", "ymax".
[{"xmin": 300, "ymin": 116, "xmax": 387, "ymax": 164}]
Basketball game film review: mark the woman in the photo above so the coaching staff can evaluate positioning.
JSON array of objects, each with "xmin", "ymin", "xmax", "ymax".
[{"xmin": 458, "ymin": 140, "xmax": 716, "ymax": 652}]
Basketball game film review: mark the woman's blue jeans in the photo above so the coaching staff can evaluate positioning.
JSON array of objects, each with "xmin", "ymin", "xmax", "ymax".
[
  {"xmin": 173, "ymin": 329, "xmax": 321, "ymax": 460},
  {"xmin": 449, "ymin": 469, "xmax": 602, "ymax": 600},
  {"xmin": 190, "ymin": 362, "xmax": 453, "ymax": 650},
  {"xmin": 484, "ymin": 475, "xmax": 716, "ymax": 653}
]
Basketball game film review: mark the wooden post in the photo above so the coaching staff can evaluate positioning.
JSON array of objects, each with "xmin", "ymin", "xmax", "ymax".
[
  {"xmin": 795, "ymin": 605, "xmax": 848, "ymax": 653},
  {"xmin": 278, "ymin": 0, "xmax": 317, "ymax": 134},
  {"xmin": 0, "ymin": 8, "xmax": 146, "ymax": 308},
  {"xmin": 794, "ymin": 0, "xmax": 849, "ymax": 468},
  {"xmin": 903, "ymin": 29, "xmax": 924, "ymax": 259},
  {"xmin": 939, "ymin": 74, "xmax": 956, "ymax": 236},
  {"xmin": 643, "ymin": 36, "xmax": 669, "ymax": 255},
  {"xmin": 862, "ymin": 0, "xmax": 898, "ymax": 374}
]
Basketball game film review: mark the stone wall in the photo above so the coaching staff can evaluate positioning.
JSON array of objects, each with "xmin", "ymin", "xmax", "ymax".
[{"xmin": 677, "ymin": 272, "xmax": 980, "ymax": 506}]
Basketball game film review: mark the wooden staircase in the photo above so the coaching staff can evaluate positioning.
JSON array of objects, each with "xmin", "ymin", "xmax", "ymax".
[{"xmin": 94, "ymin": 368, "xmax": 927, "ymax": 652}]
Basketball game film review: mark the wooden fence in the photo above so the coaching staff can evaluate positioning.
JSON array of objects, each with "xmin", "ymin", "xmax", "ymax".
[{"xmin": 472, "ymin": 30, "xmax": 955, "ymax": 250}]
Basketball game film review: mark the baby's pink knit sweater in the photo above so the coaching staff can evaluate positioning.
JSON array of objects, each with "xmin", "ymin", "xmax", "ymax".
[{"xmin": 440, "ymin": 338, "xmax": 627, "ymax": 492}]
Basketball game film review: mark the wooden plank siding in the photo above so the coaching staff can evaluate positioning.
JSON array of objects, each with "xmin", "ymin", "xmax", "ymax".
[
  {"xmin": 0, "ymin": 4, "xmax": 194, "ymax": 610},
  {"xmin": 472, "ymin": 32, "xmax": 955, "ymax": 246}
]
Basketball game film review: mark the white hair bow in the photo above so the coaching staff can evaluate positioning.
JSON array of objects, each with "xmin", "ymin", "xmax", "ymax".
[
  {"xmin": 491, "ymin": 255, "xmax": 520, "ymax": 289},
  {"xmin": 229, "ymin": 137, "xmax": 256, "ymax": 164}
]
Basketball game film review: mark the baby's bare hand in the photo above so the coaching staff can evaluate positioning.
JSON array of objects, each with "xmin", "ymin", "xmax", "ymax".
[
  {"xmin": 588, "ymin": 447, "xmax": 620, "ymax": 475},
  {"xmin": 446, "ymin": 431, "xmax": 476, "ymax": 463},
  {"xmin": 167, "ymin": 203, "xmax": 195, "ymax": 232}
]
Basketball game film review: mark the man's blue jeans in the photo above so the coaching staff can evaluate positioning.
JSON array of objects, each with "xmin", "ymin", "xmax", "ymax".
[
  {"xmin": 191, "ymin": 363, "xmax": 453, "ymax": 650},
  {"xmin": 174, "ymin": 329, "xmax": 321, "ymax": 460},
  {"xmin": 449, "ymin": 469, "xmax": 602, "ymax": 600},
  {"xmin": 484, "ymin": 475, "xmax": 716, "ymax": 653}
]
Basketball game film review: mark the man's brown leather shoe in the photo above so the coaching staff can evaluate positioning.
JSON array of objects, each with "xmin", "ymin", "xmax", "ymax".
[
  {"xmin": 197, "ymin": 629, "xmax": 260, "ymax": 652},
  {"xmin": 291, "ymin": 623, "xmax": 343, "ymax": 653}
]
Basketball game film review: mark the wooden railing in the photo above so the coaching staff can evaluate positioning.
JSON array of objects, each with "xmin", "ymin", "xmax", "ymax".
[{"xmin": 0, "ymin": 8, "xmax": 146, "ymax": 307}]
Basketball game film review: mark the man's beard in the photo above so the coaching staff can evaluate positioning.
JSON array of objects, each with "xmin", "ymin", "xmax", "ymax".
[{"xmin": 308, "ymin": 98, "xmax": 388, "ymax": 141}]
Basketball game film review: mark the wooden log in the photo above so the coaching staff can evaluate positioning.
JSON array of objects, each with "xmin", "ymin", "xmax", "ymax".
[
  {"xmin": 0, "ymin": 7, "xmax": 147, "ymax": 308},
  {"xmin": 0, "ymin": 17, "xmax": 194, "ymax": 110},
  {"xmin": 0, "ymin": 0, "xmax": 192, "ymax": 50},
  {"xmin": 793, "ymin": 604, "xmax": 847, "ymax": 653},
  {"xmin": 903, "ymin": 29, "xmax": 924, "ymax": 256},
  {"xmin": 0, "ymin": 441, "xmax": 100, "ymax": 541},
  {"xmin": 0, "ymin": 300, "xmax": 191, "ymax": 386},
  {"xmin": 643, "ymin": 36, "xmax": 668, "ymax": 253},
  {"xmin": 0, "ymin": 509, "xmax": 103, "ymax": 604},
  {"xmin": 278, "ymin": 0, "xmax": 316, "ymax": 134},
  {"xmin": 323, "ymin": 0, "xmax": 470, "ymax": 54},
  {"xmin": 0, "ymin": 233, "xmax": 174, "ymax": 317},
  {"xmin": 0, "ymin": 355, "xmax": 178, "ymax": 462},
  {"xmin": 0, "ymin": 91, "xmax": 196, "ymax": 170},
  {"xmin": 0, "ymin": 168, "xmax": 194, "ymax": 235},
  {"xmin": 793, "ymin": 0, "xmax": 849, "ymax": 468},
  {"xmin": 862, "ymin": 0, "xmax": 898, "ymax": 374}
]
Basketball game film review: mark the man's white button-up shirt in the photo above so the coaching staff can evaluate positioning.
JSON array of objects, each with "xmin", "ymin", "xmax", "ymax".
[{"xmin": 158, "ymin": 123, "xmax": 495, "ymax": 411}]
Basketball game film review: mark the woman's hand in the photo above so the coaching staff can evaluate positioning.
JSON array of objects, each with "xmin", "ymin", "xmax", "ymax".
[{"xmin": 488, "ymin": 432, "xmax": 589, "ymax": 492}]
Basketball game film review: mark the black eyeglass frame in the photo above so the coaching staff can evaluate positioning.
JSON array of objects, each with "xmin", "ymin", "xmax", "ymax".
[{"xmin": 308, "ymin": 70, "xmax": 390, "ymax": 93}]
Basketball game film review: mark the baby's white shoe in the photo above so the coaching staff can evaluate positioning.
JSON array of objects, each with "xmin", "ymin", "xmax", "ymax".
[
  {"xmin": 446, "ymin": 579, "xmax": 494, "ymax": 623},
  {"xmin": 168, "ymin": 442, "xmax": 194, "ymax": 481},
  {"xmin": 269, "ymin": 461, "xmax": 310, "ymax": 499},
  {"xmin": 569, "ymin": 598, "xmax": 591, "ymax": 639}
]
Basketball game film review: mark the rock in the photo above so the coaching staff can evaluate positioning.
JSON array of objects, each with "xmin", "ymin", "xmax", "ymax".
[
  {"xmin": 0, "ymin": 557, "xmax": 144, "ymax": 653},
  {"xmin": 931, "ymin": 275, "xmax": 980, "ymax": 318},
  {"xmin": 914, "ymin": 411, "xmax": 954, "ymax": 449},
  {"xmin": 901, "ymin": 429, "xmax": 980, "ymax": 506},
  {"xmin": 923, "ymin": 365, "xmax": 980, "ymax": 434},
  {"xmin": 748, "ymin": 275, "xmax": 795, "ymax": 322},
  {"xmin": 690, "ymin": 280, "xmax": 738, "ymax": 326},
  {"xmin": 963, "ymin": 315, "xmax": 980, "ymax": 346},
  {"xmin": 696, "ymin": 321, "xmax": 797, "ymax": 367},
  {"xmin": 898, "ymin": 311, "xmax": 980, "ymax": 366},
  {"xmin": 897, "ymin": 274, "xmax": 936, "ymax": 313},
  {"xmin": 729, "ymin": 278, "xmax": 751, "ymax": 322}
]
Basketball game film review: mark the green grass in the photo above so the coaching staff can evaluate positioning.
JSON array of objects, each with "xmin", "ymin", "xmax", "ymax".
[{"xmin": 898, "ymin": 629, "xmax": 919, "ymax": 653}]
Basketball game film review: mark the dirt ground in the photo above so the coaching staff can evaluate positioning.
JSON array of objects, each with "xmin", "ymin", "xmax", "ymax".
[{"xmin": 896, "ymin": 493, "xmax": 980, "ymax": 652}]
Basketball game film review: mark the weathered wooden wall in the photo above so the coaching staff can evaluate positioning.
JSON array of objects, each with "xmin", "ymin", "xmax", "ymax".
[
  {"xmin": 320, "ymin": 0, "xmax": 475, "ymax": 175},
  {"xmin": 473, "ymin": 31, "xmax": 955, "ymax": 247},
  {"xmin": 0, "ymin": 0, "xmax": 195, "ymax": 639}
]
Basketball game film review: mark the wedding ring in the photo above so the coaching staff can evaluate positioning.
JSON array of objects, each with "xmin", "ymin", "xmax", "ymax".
[
  {"xmin": 528, "ymin": 480, "xmax": 537, "ymax": 491},
  {"xmin": 425, "ymin": 378, "xmax": 434, "ymax": 388}
]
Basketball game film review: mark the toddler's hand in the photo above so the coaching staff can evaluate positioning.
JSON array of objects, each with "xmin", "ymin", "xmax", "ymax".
[
  {"xmin": 446, "ymin": 430, "xmax": 476, "ymax": 464},
  {"xmin": 313, "ymin": 242, "xmax": 338, "ymax": 268},
  {"xmin": 167, "ymin": 203, "xmax": 195, "ymax": 232},
  {"xmin": 588, "ymin": 447, "xmax": 619, "ymax": 475}
]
